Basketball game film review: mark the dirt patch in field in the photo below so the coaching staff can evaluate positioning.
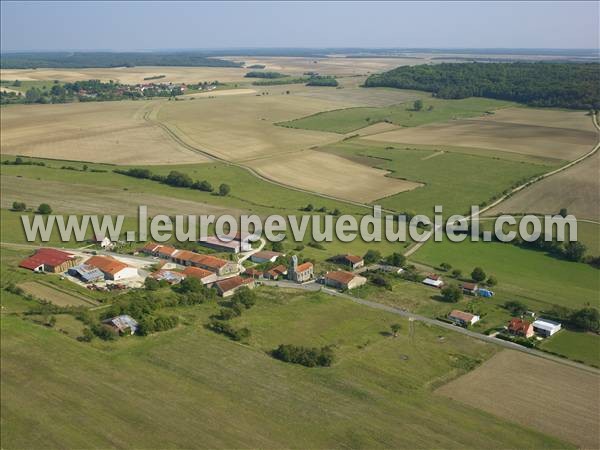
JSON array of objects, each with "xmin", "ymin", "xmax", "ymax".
[
  {"xmin": 247, "ymin": 150, "xmax": 422, "ymax": 203},
  {"xmin": 485, "ymin": 151, "xmax": 600, "ymax": 221},
  {"xmin": 0, "ymin": 101, "xmax": 209, "ymax": 165},
  {"xmin": 1, "ymin": 176, "xmax": 247, "ymax": 217},
  {"xmin": 436, "ymin": 350, "xmax": 600, "ymax": 449},
  {"xmin": 18, "ymin": 281, "xmax": 95, "ymax": 307},
  {"xmin": 368, "ymin": 118, "xmax": 597, "ymax": 161}
]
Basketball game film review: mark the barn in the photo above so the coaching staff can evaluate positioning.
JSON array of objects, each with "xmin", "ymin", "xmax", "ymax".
[
  {"xmin": 324, "ymin": 270, "xmax": 367, "ymax": 290},
  {"xmin": 86, "ymin": 255, "xmax": 138, "ymax": 281},
  {"xmin": 19, "ymin": 248, "xmax": 78, "ymax": 273},
  {"xmin": 215, "ymin": 276, "xmax": 255, "ymax": 297},
  {"xmin": 532, "ymin": 318, "xmax": 562, "ymax": 337}
]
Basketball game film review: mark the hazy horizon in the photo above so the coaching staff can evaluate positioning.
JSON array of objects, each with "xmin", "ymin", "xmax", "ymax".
[{"xmin": 1, "ymin": 1, "xmax": 598, "ymax": 52}]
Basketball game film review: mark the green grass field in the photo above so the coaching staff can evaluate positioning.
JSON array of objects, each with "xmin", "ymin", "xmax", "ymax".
[
  {"xmin": 413, "ymin": 239, "xmax": 599, "ymax": 310},
  {"xmin": 1, "ymin": 286, "xmax": 570, "ymax": 449},
  {"xmin": 322, "ymin": 140, "xmax": 550, "ymax": 216},
  {"xmin": 279, "ymin": 97, "xmax": 515, "ymax": 134},
  {"xmin": 539, "ymin": 330, "xmax": 600, "ymax": 367}
]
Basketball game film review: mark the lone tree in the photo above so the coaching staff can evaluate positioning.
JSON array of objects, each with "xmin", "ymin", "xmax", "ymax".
[
  {"xmin": 385, "ymin": 252, "xmax": 406, "ymax": 267},
  {"xmin": 390, "ymin": 323, "xmax": 402, "ymax": 337},
  {"xmin": 413, "ymin": 99, "xmax": 423, "ymax": 111},
  {"xmin": 219, "ymin": 183, "xmax": 231, "ymax": 196},
  {"xmin": 486, "ymin": 275, "xmax": 498, "ymax": 287},
  {"xmin": 559, "ymin": 207, "xmax": 568, "ymax": 218},
  {"xmin": 37, "ymin": 203, "xmax": 52, "ymax": 215},
  {"xmin": 441, "ymin": 285, "xmax": 462, "ymax": 303},
  {"xmin": 363, "ymin": 249, "xmax": 382, "ymax": 264},
  {"xmin": 451, "ymin": 269, "xmax": 462, "ymax": 279},
  {"xmin": 471, "ymin": 267, "xmax": 487, "ymax": 282}
]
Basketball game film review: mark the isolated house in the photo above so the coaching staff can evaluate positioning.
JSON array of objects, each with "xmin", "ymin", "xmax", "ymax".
[
  {"xmin": 448, "ymin": 310, "xmax": 480, "ymax": 327},
  {"xmin": 19, "ymin": 248, "xmax": 78, "ymax": 273},
  {"xmin": 422, "ymin": 274, "xmax": 443, "ymax": 288},
  {"xmin": 287, "ymin": 255, "xmax": 313, "ymax": 283},
  {"xmin": 532, "ymin": 318, "xmax": 562, "ymax": 337},
  {"xmin": 86, "ymin": 255, "xmax": 138, "ymax": 281},
  {"xmin": 181, "ymin": 266, "xmax": 218, "ymax": 285},
  {"xmin": 508, "ymin": 318, "xmax": 534, "ymax": 338},
  {"xmin": 324, "ymin": 270, "xmax": 367, "ymax": 290},
  {"xmin": 250, "ymin": 251, "xmax": 283, "ymax": 264},
  {"xmin": 215, "ymin": 276, "xmax": 255, "ymax": 297},
  {"xmin": 103, "ymin": 315, "xmax": 138, "ymax": 335}
]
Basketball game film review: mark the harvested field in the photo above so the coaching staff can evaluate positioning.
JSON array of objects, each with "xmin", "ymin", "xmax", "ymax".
[
  {"xmin": 479, "ymin": 107, "xmax": 598, "ymax": 132},
  {"xmin": 368, "ymin": 118, "xmax": 597, "ymax": 161},
  {"xmin": 0, "ymin": 101, "xmax": 209, "ymax": 165},
  {"xmin": 247, "ymin": 150, "xmax": 422, "ymax": 203},
  {"xmin": 182, "ymin": 88, "xmax": 256, "ymax": 98},
  {"xmin": 157, "ymin": 92, "xmax": 346, "ymax": 162},
  {"xmin": 0, "ymin": 66, "xmax": 249, "ymax": 85},
  {"xmin": 485, "ymin": 151, "xmax": 600, "ymax": 220},
  {"xmin": 436, "ymin": 350, "xmax": 600, "ymax": 449},
  {"xmin": 1, "ymin": 175, "xmax": 246, "ymax": 217},
  {"xmin": 18, "ymin": 281, "xmax": 95, "ymax": 307}
]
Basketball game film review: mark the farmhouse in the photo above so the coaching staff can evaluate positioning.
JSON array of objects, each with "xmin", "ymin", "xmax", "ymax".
[
  {"xmin": 532, "ymin": 318, "xmax": 562, "ymax": 337},
  {"xmin": 198, "ymin": 233, "xmax": 254, "ymax": 254},
  {"xmin": 422, "ymin": 274, "xmax": 443, "ymax": 288},
  {"xmin": 324, "ymin": 270, "xmax": 367, "ymax": 290},
  {"xmin": 170, "ymin": 250, "xmax": 237, "ymax": 276},
  {"xmin": 215, "ymin": 276, "xmax": 255, "ymax": 297},
  {"xmin": 250, "ymin": 250, "xmax": 283, "ymax": 264},
  {"xmin": 103, "ymin": 315, "xmax": 138, "ymax": 335},
  {"xmin": 149, "ymin": 269, "xmax": 185, "ymax": 284},
  {"xmin": 264, "ymin": 264, "xmax": 288, "ymax": 280},
  {"xmin": 68, "ymin": 264, "xmax": 105, "ymax": 283},
  {"xmin": 140, "ymin": 242, "xmax": 161, "ymax": 255},
  {"xmin": 508, "ymin": 318, "xmax": 535, "ymax": 338},
  {"xmin": 86, "ymin": 255, "xmax": 138, "ymax": 281},
  {"xmin": 461, "ymin": 282, "xmax": 479, "ymax": 295},
  {"xmin": 156, "ymin": 245, "xmax": 178, "ymax": 259},
  {"xmin": 19, "ymin": 248, "xmax": 78, "ymax": 273},
  {"xmin": 288, "ymin": 255, "xmax": 313, "ymax": 283},
  {"xmin": 448, "ymin": 310, "xmax": 480, "ymax": 327},
  {"xmin": 181, "ymin": 266, "xmax": 218, "ymax": 285},
  {"xmin": 331, "ymin": 254, "xmax": 364, "ymax": 270}
]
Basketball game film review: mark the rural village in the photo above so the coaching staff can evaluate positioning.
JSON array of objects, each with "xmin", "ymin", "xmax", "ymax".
[{"xmin": 0, "ymin": 4, "xmax": 599, "ymax": 448}]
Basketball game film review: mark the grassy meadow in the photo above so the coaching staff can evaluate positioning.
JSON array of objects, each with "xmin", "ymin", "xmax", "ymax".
[
  {"xmin": 539, "ymin": 330, "xmax": 600, "ymax": 367},
  {"xmin": 322, "ymin": 139, "xmax": 551, "ymax": 216},
  {"xmin": 1, "ymin": 285, "xmax": 571, "ymax": 449},
  {"xmin": 279, "ymin": 97, "xmax": 515, "ymax": 134}
]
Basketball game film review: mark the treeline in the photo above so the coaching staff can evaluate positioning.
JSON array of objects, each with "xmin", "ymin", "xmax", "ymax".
[
  {"xmin": 306, "ymin": 76, "xmax": 339, "ymax": 87},
  {"xmin": 245, "ymin": 71, "xmax": 287, "ymax": 79},
  {"xmin": 251, "ymin": 77, "xmax": 308, "ymax": 86},
  {"xmin": 206, "ymin": 287, "xmax": 256, "ymax": 342},
  {"xmin": 271, "ymin": 344, "xmax": 334, "ymax": 367},
  {"xmin": 364, "ymin": 62, "xmax": 600, "ymax": 110},
  {"xmin": 0, "ymin": 52, "xmax": 242, "ymax": 69},
  {"xmin": 114, "ymin": 167, "xmax": 231, "ymax": 196},
  {"xmin": 505, "ymin": 300, "xmax": 599, "ymax": 333}
]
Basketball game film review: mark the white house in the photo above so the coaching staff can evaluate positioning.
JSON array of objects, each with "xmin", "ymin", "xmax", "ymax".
[
  {"xmin": 532, "ymin": 318, "xmax": 562, "ymax": 337},
  {"xmin": 422, "ymin": 274, "xmax": 443, "ymax": 288}
]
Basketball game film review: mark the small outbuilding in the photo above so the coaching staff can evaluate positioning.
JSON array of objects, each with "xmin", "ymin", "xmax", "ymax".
[
  {"xmin": 103, "ymin": 315, "xmax": 138, "ymax": 335},
  {"xmin": 68, "ymin": 264, "xmax": 105, "ymax": 283},
  {"xmin": 532, "ymin": 318, "xmax": 562, "ymax": 337}
]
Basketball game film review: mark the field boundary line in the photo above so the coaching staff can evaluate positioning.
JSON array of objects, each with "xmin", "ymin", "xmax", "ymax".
[{"xmin": 405, "ymin": 113, "xmax": 600, "ymax": 257}]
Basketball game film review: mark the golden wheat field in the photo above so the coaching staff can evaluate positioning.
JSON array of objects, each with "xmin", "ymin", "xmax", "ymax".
[{"xmin": 436, "ymin": 350, "xmax": 600, "ymax": 450}]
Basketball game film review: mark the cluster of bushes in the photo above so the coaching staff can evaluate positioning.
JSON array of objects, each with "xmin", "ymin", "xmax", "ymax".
[
  {"xmin": 137, "ymin": 315, "xmax": 179, "ymax": 336},
  {"xmin": 207, "ymin": 288, "xmax": 256, "ymax": 342},
  {"xmin": 207, "ymin": 320, "xmax": 251, "ymax": 342},
  {"xmin": 299, "ymin": 204, "xmax": 341, "ymax": 215},
  {"xmin": 368, "ymin": 273, "xmax": 392, "ymax": 290},
  {"xmin": 364, "ymin": 62, "xmax": 600, "ymax": 110},
  {"xmin": 2, "ymin": 156, "xmax": 46, "ymax": 166},
  {"xmin": 271, "ymin": 344, "xmax": 334, "ymax": 367},
  {"xmin": 246, "ymin": 64, "xmax": 266, "ymax": 69},
  {"xmin": 114, "ymin": 167, "xmax": 232, "ymax": 196},
  {"xmin": 306, "ymin": 76, "xmax": 339, "ymax": 87}
]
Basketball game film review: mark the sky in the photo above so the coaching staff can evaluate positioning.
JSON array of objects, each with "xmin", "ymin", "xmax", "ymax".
[{"xmin": 1, "ymin": 1, "xmax": 598, "ymax": 52}]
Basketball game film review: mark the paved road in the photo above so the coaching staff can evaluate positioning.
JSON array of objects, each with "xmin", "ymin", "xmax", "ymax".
[{"xmin": 262, "ymin": 279, "xmax": 600, "ymax": 375}]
